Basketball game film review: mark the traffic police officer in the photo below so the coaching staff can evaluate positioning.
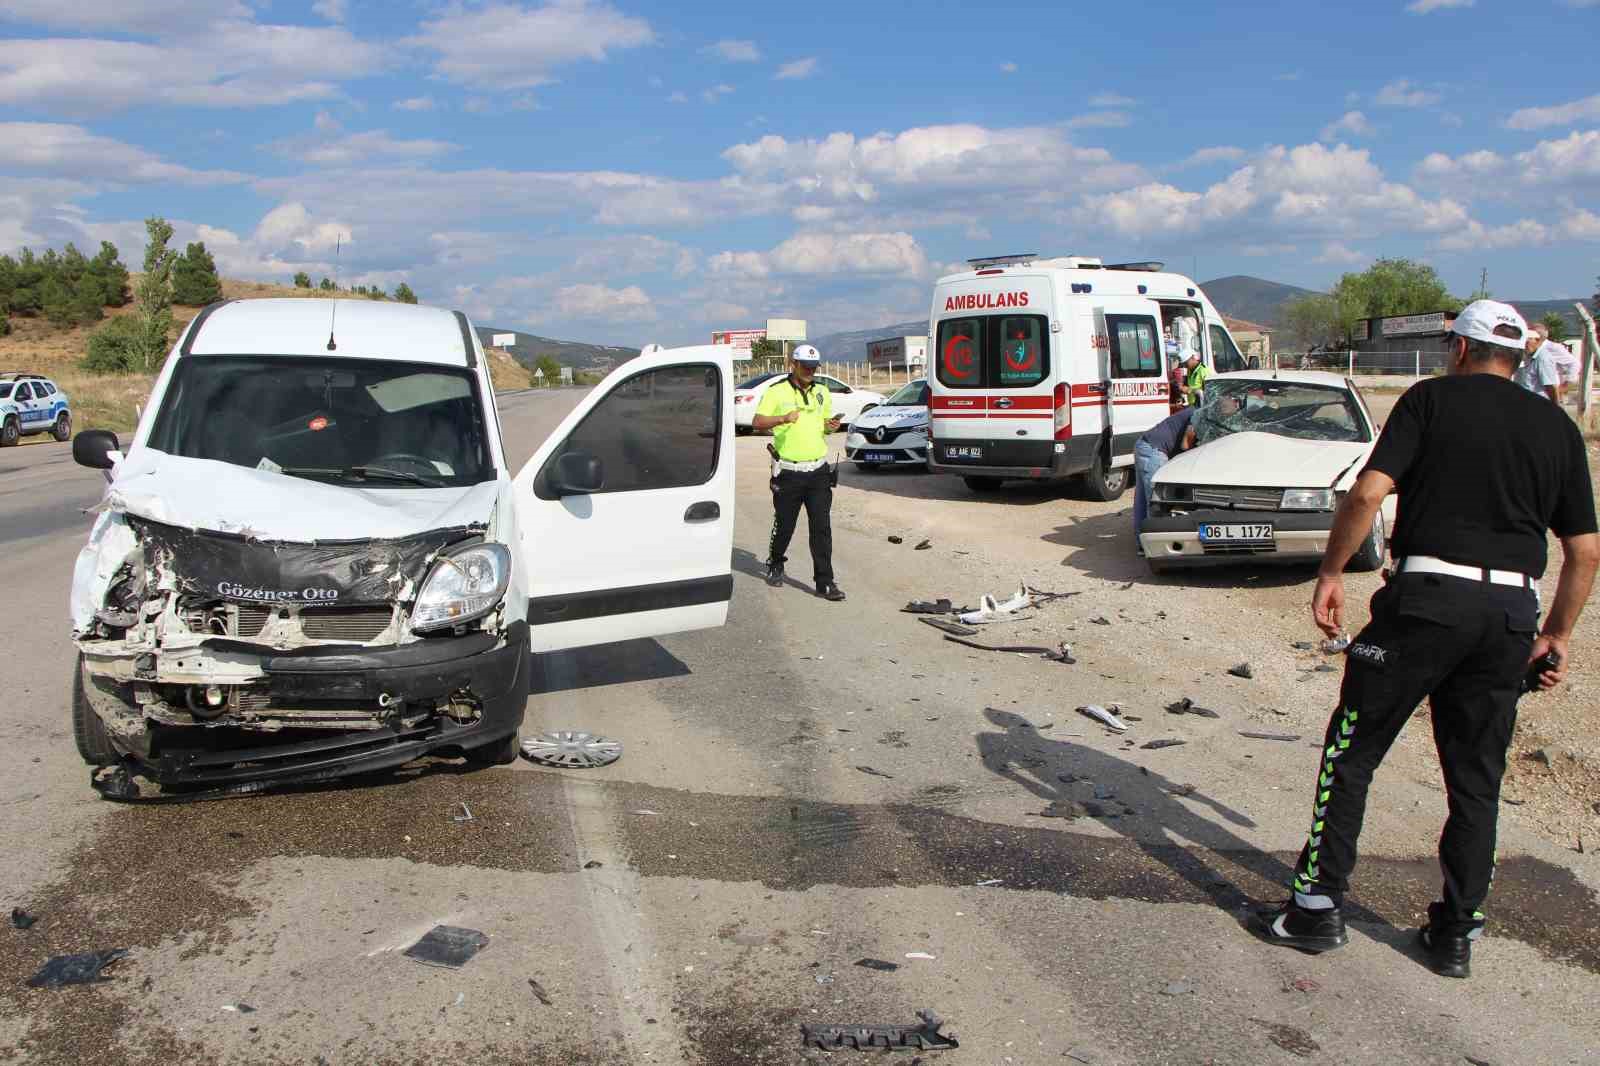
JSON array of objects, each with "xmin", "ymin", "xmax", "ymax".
[
  {"xmin": 753, "ymin": 344, "xmax": 846, "ymax": 601},
  {"xmin": 1253, "ymin": 300, "xmax": 1599, "ymax": 978},
  {"xmin": 1179, "ymin": 348, "xmax": 1207, "ymax": 407}
]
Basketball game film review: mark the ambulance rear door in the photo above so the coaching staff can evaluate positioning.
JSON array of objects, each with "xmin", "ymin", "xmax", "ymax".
[{"xmin": 1093, "ymin": 297, "xmax": 1169, "ymax": 464}]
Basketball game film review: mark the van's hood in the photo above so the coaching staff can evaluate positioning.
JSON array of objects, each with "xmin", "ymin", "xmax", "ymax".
[
  {"xmin": 103, "ymin": 449, "xmax": 501, "ymax": 541},
  {"xmin": 851, "ymin": 404, "xmax": 928, "ymax": 430},
  {"xmin": 1152, "ymin": 432, "xmax": 1370, "ymax": 489}
]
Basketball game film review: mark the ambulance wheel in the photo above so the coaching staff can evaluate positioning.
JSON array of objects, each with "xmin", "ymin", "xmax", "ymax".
[
  {"xmin": 1, "ymin": 417, "xmax": 18, "ymax": 447},
  {"xmin": 1083, "ymin": 451, "xmax": 1129, "ymax": 501},
  {"xmin": 1348, "ymin": 513, "xmax": 1386, "ymax": 572},
  {"xmin": 53, "ymin": 412, "xmax": 72, "ymax": 442},
  {"xmin": 963, "ymin": 475, "xmax": 1002, "ymax": 493},
  {"xmin": 72, "ymin": 655, "xmax": 119, "ymax": 767}
]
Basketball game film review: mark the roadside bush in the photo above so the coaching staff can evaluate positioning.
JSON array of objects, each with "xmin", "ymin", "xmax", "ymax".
[
  {"xmin": 394, "ymin": 282, "xmax": 417, "ymax": 304},
  {"xmin": 82, "ymin": 316, "xmax": 145, "ymax": 374},
  {"xmin": 293, "ymin": 271, "xmax": 312, "ymax": 288}
]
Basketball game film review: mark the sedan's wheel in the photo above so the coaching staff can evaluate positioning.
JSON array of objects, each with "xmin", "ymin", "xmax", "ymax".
[
  {"xmin": 1348, "ymin": 512, "xmax": 1386, "ymax": 572},
  {"xmin": 0, "ymin": 417, "xmax": 18, "ymax": 447},
  {"xmin": 53, "ymin": 413, "xmax": 71, "ymax": 442},
  {"xmin": 72, "ymin": 655, "xmax": 119, "ymax": 766}
]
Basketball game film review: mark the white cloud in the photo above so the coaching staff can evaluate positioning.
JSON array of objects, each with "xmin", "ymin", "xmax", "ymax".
[
  {"xmin": 408, "ymin": 0, "xmax": 654, "ymax": 92},
  {"xmin": 1314, "ymin": 242, "xmax": 1365, "ymax": 264},
  {"xmin": 1415, "ymin": 130, "xmax": 1600, "ymax": 190},
  {"xmin": 0, "ymin": 0, "xmax": 249, "ymax": 32},
  {"xmin": 394, "ymin": 96, "xmax": 437, "ymax": 112},
  {"xmin": 311, "ymin": 0, "xmax": 347, "ymax": 21},
  {"xmin": 701, "ymin": 83, "xmax": 734, "ymax": 104},
  {"xmin": 738, "ymin": 231, "xmax": 930, "ymax": 278},
  {"xmin": 265, "ymin": 114, "xmax": 458, "ymax": 167},
  {"xmin": 1565, "ymin": 208, "xmax": 1600, "ymax": 239},
  {"xmin": 1089, "ymin": 93, "xmax": 1135, "ymax": 108},
  {"xmin": 999, "ymin": 62, "xmax": 1018, "ymax": 74},
  {"xmin": 1374, "ymin": 79, "xmax": 1439, "ymax": 107},
  {"xmin": 666, "ymin": 91, "xmax": 688, "ymax": 104},
  {"xmin": 254, "ymin": 202, "xmax": 352, "ymax": 256},
  {"xmin": 1178, "ymin": 145, "xmax": 1248, "ymax": 168},
  {"xmin": 1505, "ymin": 93, "xmax": 1600, "ymax": 130},
  {"xmin": 1406, "ymin": 0, "xmax": 1473, "ymax": 12},
  {"xmin": 554, "ymin": 282, "xmax": 655, "ymax": 321},
  {"xmin": 775, "ymin": 57, "xmax": 818, "ymax": 80},
  {"xmin": 1275, "ymin": 71, "xmax": 1302, "ymax": 82},
  {"xmin": 704, "ymin": 39, "xmax": 761, "ymax": 62},
  {"xmin": 1319, "ymin": 111, "xmax": 1372, "ymax": 141},
  {"xmin": 1436, "ymin": 217, "xmax": 1551, "ymax": 251},
  {"xmin": 1065, "ymin": 111, "xmax": 1131, "ymax": 129},
  {"xmin": 0, "ymin": 122, "xmax": 247, "ymax": 184}
]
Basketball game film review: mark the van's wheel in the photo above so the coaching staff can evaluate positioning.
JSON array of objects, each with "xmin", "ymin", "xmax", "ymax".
[
  {"xmin": 464, "ymin": 731, "xmax": 520, "ymax": 767},
  {"xmin": 963, "ymin": 475, "xmax": 1002, "ymax": 493},
  {"xmin": 1348, "ymin": 513, "xmax": 1386, "ymax": 572},
  {"xmin": 1, "ymin": 417, "xmax": 18, "ymax": 447},
  {"xmin": 1082, "ymin": 450, "xmax": 1130, "ymax": 501},
  {"xmin": 53, "ymin": 413, "xmax": 72, "ymax": 442},
  {"xmin": 72, "ymin": 655, "xmax": 119, "ymax": 766}
]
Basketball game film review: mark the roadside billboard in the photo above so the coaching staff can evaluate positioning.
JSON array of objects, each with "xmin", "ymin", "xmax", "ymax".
[
  {"xmin": 867, "ymin": 335, "xmax": 928, "ymax": 368},
  {"xmin": 491, "ymin": 332, "xmax": 517, "ymax": 348},
  {"xmin": 711, "ymin": 328, "xmax": 766, "ymax": 357},
  {"xmin": 766, "ymin": 318, "xmax": 807, "ymax": 342}
]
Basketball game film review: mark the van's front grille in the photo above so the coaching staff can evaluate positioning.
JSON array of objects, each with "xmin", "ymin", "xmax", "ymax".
[
  {"xmin": 1190, "ymin": 486, "xmax": 1283, "ymax": 511},
  {"xmin": 301, "ymin": 607, "xmax": 395, "ymax": 642}
]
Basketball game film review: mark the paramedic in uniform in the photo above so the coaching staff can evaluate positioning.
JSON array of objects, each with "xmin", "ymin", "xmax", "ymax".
[
  {"xmin": 1252, "ymin": 300, "xmax": 1598, "ymax": 978},
  {"xmin": 752, "ymin": 344, "xmax": 846, "ymax": 601}
]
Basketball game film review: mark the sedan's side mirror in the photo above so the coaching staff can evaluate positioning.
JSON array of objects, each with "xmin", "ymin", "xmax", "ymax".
[
  {"xmin": 549, "ymin": 451, "xmax": 604, "ymax": 496},
  {"xmin": 73, "ymin": 429, "xmax": 122, "ymax": 470}
]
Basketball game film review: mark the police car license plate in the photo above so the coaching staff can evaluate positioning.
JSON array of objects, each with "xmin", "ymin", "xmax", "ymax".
[
  {"xmin": 942, "ymin": 445, "xmax": 983, "ymax": 461},
  {"xmin": 1199, "ymin": 523, "xmax": 1273, "ymax": 543},
  {"xmin": 864, "ymin": 451, "xmax": 897, "ymax": 463}
]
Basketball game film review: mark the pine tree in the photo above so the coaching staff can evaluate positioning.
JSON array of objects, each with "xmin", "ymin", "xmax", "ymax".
[
  {"xmin": 171, "ymin": 241, "xmax": 223, "ymax": 305},
  {"xmin": 319, "ymin": 277, "xmax": 335, "ymax": 291},
  {"xmin": 89, "ymin": 242, "xmax": 131, "ymax": 306},
  {"xmin": 394, "ymin": 282, "xmax": 417, "ymax": 304}
]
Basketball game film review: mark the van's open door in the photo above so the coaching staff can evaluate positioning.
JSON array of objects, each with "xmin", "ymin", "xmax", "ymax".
[
  {"xmin": 1094, "ymin": 299, "xmax": 1169, "ymax": 461},
  {"xmin": 510, "ymin": 345, "xmax": 735, "ymax": 653}
]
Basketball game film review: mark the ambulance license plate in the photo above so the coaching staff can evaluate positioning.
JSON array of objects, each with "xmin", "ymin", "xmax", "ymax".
[
  {"xmin": 942, "ymin": 445, "xmax": 983, "ymax": 461},
  {"xmin": 1199, "ymin": 523, "xmax": 1273, "ymax": 543},
  {"xmin": 863, "ymin": 451, "xmax": 897, "ymax": 463}
]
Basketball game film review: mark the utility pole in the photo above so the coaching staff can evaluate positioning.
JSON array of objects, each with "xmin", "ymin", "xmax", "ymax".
[{"xmin": 1474, "ymin": 268, "xmax": 1489, "ymax": 300}]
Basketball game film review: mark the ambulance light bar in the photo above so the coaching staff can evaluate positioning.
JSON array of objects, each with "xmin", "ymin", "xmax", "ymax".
[
  {"xmin": 966, "ymin": 253, "xmax": 1039, "ymax": 270},
  {"xmin": 1105, "ymin": 261, "xmax": 1165, "ymax": 272}
]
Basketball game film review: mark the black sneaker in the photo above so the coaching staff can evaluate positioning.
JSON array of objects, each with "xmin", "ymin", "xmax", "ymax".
[
  {"xmin": 1418, "ymin": 904, "xmax": 1473, "ymax": 979},
  {"xmin": 1249, "ymin": 899, "xmax": 1348, "ymax": 953},
  {"xmin": 816, "ymin": 582, "xmax": 846, "ymax": 602},
  {"xmin": 764, "ymin": 564, "xmax": 784, "ymax": 588}
]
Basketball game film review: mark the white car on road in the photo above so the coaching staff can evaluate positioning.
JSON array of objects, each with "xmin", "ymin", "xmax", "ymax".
[
  {"xmin": 1139, "ymin": 371, "xmax": 1396, "ymax": 573},
  {"xmin": 845, "ymin": 378, "xmax": 929, "ymax": 468},
  {"xmin": 733, "ymin": 370, "xmax": 886, "ymax": 434}
]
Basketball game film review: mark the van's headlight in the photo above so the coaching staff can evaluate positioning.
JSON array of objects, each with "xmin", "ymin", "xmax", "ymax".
[
  {"xmin": 411, "ymin": 544, "xmax": 511, "ymax": 633},
  {"xmin": 1280, "ymin": 488, "xmax": 1337, "ymax": 511}
]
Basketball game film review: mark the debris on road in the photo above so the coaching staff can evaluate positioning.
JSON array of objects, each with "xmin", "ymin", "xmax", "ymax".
[
  {"xmin": 1323, "ymin": 635, "xmax": 1351, "ymax": 654},
  {"xmin": 527, "ymin": 978, "xmax": 553, "ymax": 1006},
  {"xmin": 975, "ymin": 879, "xmax": 1004, "ymax": 887},
  {"xmin": 26, "ymin": 949, "xmax": 128, "ymax": 988},
  {"xmin": 630, "ymin": 809, "xmax": 660, "ymax": 816},
  {"xmin": 914, "ymin": 539, "xmax": 932, "ymax": 551},
  {"xmin": 1313, "ymin": 663, "xmax": 1338, "ymax": 673},
  {"xmin": 1285, "ymin": 976, "xmax": 1321, "ymax": 994},
  {"xmin": 1228, "ymin": 663, "xmax": 1254, "ymax": 679},
  {"xmin": 1161, "ymin": 981, "xmax": 1194, "ymax": 996},
  {"xmin": 451, "ymin": 802, "xmax": 474, "ymax": 823},
  {"xmin": 1025, "ymin": 585, "xmax": 1082, "ymax": 605},
  {"xmin": 582, "ymin": 860, "xmax": 604, "ymax": 869},
  {"xmin": 403, "ymin": 926, "xmax": 489, "ymax": 969},
  {"xmin": 901, "ymin": 598, "xmax": 953, "ymax": 615},
  {"xmin": 11, "ymin": 907, "xmax": 38, "ymax": 930},
  {"xmin": 1040, "ymin": 800, "xmax": 1086, "ymax": 819},
  {"xmin": 1044, "ymin": 643, "xmax": 1077, "ymax": 664},
  {"xmin": 943, "ymin": 634, "xmax": 1053, "ymax": 656},
  {"xmin": 1089, "ymin": 616, "xmax": 1111, "ymax": 626},
  {"xmin": 919, "ymin": 617, "xmax": 980, "ymax": 637},
  {"xmin": 1077, "ymin": 704, "xmax": 1129, "ymax": 732},
  {"xmin": 1290, "ymin": 641, "xmax": 1316, "ymax": 651},
  {"xmin": 1166, "ymin": 697, "xmax": 1221, "ymax": 719},
  {"xmin": 1141, "ymin": 739, "xmax": 1186, "ymax": 750},
  {"xmin": 220, "ymin": 1003, "xmax": 257, "ymax": 1014},
  {"xmin": 904, "ymin": 952, "xmax": 936, "ymax": 960},
  {"xmin": 887, "ymin": 535, "xmax": 903, "ymax": 544},
  {"xmin": 521, "ymin": 731, "xmax": 623, "ymax": 768},
  {"xmin": 855, "ymin": 958, "xmax": 900, "ymax": 972},
  {"xmin": 1239, "ymin": 731, "xmax": 1303, "ymax": 742},
  {"xmin": 1166, "ymin": 783, "xmax": 1198, "ymax": 797},
  {"xmin": 958, "ymin": 585, "xmax": 1033, "ymax": 625},
  {"xmin": 1253, "ymin": 1020, "xmax": 1320, "ymax": 1057},
  {"xmin": 801, "ymin": 1008, "xmax": 959, "ymax": 1052},
  {"xmin": 855, "ymin": 765, "xmax": 895, "ymax": 779}
]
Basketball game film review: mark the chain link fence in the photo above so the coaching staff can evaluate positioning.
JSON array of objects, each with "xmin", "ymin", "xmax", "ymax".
[{"xmin": 1272, "ymin": 350, "xmax": 1448, "ymax": 378}]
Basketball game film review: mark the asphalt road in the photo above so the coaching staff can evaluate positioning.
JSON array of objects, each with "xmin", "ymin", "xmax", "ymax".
[{"xmin": 1, "ymin": 388, "xmax": 1596, "ymax": 1065}]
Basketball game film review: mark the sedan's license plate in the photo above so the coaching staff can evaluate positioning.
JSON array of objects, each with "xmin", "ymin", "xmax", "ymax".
[
  {"xmin": 864, "ymin": 451, "xmax": 897, "ymax": 463},
  {"xmin": 1199, "ymin": 523, "xmax": 1273, "ymax": 543},
  {"xmin": 943, "ymin": 445, "xmax": 983, "ymax": 461}
]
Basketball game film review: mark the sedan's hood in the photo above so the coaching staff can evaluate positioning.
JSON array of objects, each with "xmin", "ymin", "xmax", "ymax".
[
  {"xmin": 1153, "ymin": 432, "xmax": 1370, "ymax": 489},
  {"xmin": 103, "ymin": 449, "xmax": 501, "ymax": 541},
  {"xmin": 851, "ymin": 404, "xmax": 928, "ymax": 430}
]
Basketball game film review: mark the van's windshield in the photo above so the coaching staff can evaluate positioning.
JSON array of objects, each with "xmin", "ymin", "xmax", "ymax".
[{"xmin": 146, "ymin": 356, "xmax": 496, "ymax": 488}]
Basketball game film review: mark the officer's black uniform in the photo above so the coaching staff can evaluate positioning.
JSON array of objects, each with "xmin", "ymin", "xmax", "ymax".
[{"xmin": 1282, "ymin": 372, "xmax": 1595, "ymax": 950}]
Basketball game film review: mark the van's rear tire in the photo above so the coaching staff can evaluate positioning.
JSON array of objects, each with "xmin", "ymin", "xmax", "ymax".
[
  {"xmin": 963, "ymin": 475, "xmax": 1002, "ymax": 493},
  {"xmin": 1082, "ymin": 450, "xmax": 1130, "ymax": 501},
  {"xmin": 1348, "ymin": 513, "xmax": 1386, "ymax": 572},
  {"xmin": 72, "ymin": 656, "xmax": 119, "ymax": 767}
]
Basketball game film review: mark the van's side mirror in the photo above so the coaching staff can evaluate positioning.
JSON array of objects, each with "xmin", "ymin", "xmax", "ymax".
[
  {"xmin": 73, "ymin": 429, "xmax": 122, "ymax": 470},
  {"xmin": 549, "ymin": 451, "xmax": 604, "ymax": 496}
]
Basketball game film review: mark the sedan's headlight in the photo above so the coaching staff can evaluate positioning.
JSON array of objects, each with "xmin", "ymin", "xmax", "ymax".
[
  {"xmin": 1280, "ymin": 488, "xmax": 1337, "ymax": 511},
  {"xmin": 411, "ymin": 543, "xmax": 511, "ymax": 633},
  {"xmin": 1153, "ymin": 483, "xmax": 1190, "ymax": 502}
]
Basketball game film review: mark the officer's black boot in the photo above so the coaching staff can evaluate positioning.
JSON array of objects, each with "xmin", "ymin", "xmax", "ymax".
[
  {"xmin": 816, "ymin": 582, "xmax": 845, "ymax": 602},
  {"xmin": 764, "ymin": 563, "xmax": 784, "ymax": 588},
  {"xmin": 1418, "ymin": 903, "xmax": 1473, "ymax": 979},
  {"xmin": 1249, "ymin": 899, "xmax": 1348, "ymax": 953}
]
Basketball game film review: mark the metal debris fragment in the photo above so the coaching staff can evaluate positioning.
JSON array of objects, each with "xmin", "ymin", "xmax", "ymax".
[
  {"xmin": 527, "ymin": 978, "xmax": 553, "ymax": 1006},
  {"xmin": 855, "ymin": 958, "xmax": 899, "ymax": 972},
  {"xmin": 1076, "ymin": 704, "xmax": 1129, "ymax": 732},
  {"xmin": 943, "ymin": 634, "xmax": 1054, "ymax": 655},
  {"xmin": 1141, "ymin": 739, "xmax": 1186, "ymax": 750},
  {"xmin": 521, "ymin": 731, "xmax": 622, "ymax": 768},
  {"xmin": 451, "ymin": 802, "xmax": 474, "ymax": 823},
  {"xmin": 27, "ymin": 949, "xmax": 128, "ymax": 988},
  {"xmin": 904, "ymin": 952, "xmax": 936, "ymax": 960},
  {"xmin": 1239, "ymin": 731, "xmax": 1302, "ymax": 742},
  {"xmin": 801, "ymin": 1008, "xmax": 959, "ymax": 1051},
  {"xmin": 855, "ymin": 765, "xmax": 894, "ymax": 779},
  {"xmin": 901, "ymin": 598, "xmax": 953, "ymax": 615},
  {"xmin": 1166, "ymin": 697, "xmax": 1221, "ymax": 719},
  {"xmin": 403, "ymin": 926, "xmax": 489, "ymax": 969},
  {"xmin": 582, "ymin": 859, "xmax": 604, "ymax": 869},
  {"xmin": 975, "ymin": 878, "xmax": 1004, "ymax": 887},
  {"xmin": 1089, "ymin": 616, "xmax": 1111, "ymax": 625},
  {"xmin": 887, "ymin": 535, "xmax": 903, "ymax": 544},
  {"xmin": 919, "ymin": 617, "xmax": 980, "ymax": 637},
  {"xmin": 1228, "ymin": 663, "xmax": 1254, "ymax": 679},
  {"xmin": 914, "ymin": 539, "xmax": 932, "ymax": 550}
]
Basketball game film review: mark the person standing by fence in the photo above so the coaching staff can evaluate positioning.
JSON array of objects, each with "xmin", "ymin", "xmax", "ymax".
[{"xmin": 1513, "ymin": 323, "xmax": 1561, "ymax": 403}]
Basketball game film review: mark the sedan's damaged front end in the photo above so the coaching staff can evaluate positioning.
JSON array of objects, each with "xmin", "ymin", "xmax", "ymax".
[{"xmin": 73, "ymin": 502, "xmax": 526, "ymax": 794}]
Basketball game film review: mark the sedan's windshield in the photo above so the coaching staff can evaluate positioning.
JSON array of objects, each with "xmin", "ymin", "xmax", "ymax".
[
  {"xmin": 736, "ymin": 372, "xmax": 782, "ymax": 390},
  {"xmin": 1193, "ymin": 379, "xmax": 1369, "ymax": 445},
  {"xmin": 885, "ymin": 379, "xmax": 929, "ymax": 406},
  {"xmin": 147, "ymin": 356, "xmax": 495, "ymax": 488}
]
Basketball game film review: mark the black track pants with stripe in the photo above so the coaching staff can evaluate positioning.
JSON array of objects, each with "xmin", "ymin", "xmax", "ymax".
[
  {"xmin": 767, "ymin": 466, "xmax": 834, "ymax": 586},
  {"xmin": 1291, "ymin": 571, "xmax": 1537, "ymax": 933}
]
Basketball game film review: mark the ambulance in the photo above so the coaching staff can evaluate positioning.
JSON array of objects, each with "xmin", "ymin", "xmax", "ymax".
[{"xmin": 926, "ymin": 255, "xmax": 1249, "ymax": 498}]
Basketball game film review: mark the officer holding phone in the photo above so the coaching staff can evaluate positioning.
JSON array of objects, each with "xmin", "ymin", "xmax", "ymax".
[
  {"xmin": 752, "ymin": 345, "xmax": 845, "ymax": 601},
  {"xmin": 1252, "ymin": 300, "xmax": 1599, "ymax": 979}
]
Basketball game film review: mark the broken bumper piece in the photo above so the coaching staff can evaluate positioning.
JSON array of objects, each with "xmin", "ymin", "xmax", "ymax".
[
  {"xmin": 86, "ymin": 621, "xmax": 528, "ymax": 791},
  {"xmin": 801, "ymin": 1008, "xmax": 959, "ymax": 1051}
]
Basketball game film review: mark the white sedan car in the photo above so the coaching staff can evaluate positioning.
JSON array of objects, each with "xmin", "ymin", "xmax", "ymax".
[
  {"xmin": 1139, "ymin": 371, "xmax": 1397, "ymax": 574},
  {"xmin": 732, "ymin": 370, "xmax": 886, "ymax": 434},
  {"xmin": 845, "ymin": 378, "xmax": 929, "ymax": 468}
]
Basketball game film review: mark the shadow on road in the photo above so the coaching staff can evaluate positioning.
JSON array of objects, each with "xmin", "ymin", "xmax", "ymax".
[
  {"xmin": 732, "ymin": 545, "xmax": 821, "ymax": 594},
  {"xmin": 530, "ymin": 638, "xmax": 690, "ymax": 694},
  {"xmin": 1042, "ymin": 507, "xmax": 1317, "ymax": 590},
  {"xmin": 834, "ymin": 462, "xmax": 1081, "ymax": 507}
]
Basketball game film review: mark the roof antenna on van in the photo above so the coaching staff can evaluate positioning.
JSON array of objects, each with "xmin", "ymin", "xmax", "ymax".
[{"xmin": 326, "ymin": 234, "xmax": 341, "ymax": 351}]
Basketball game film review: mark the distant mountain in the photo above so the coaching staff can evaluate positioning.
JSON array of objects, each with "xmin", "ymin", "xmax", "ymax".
[
  {"xmin": 1502, "ymin": 299, "xmax": 1588, "ymax": 336},
  {"xmin": 475, "ymin": 326, "xmax": 637, "ymax": 370},
  {"xmin": 1199, "ymin": 275, "xmax": 1321, "ymax": 327},
  {"xmin": 810, "ymin": 319, "xmax": 927, "ymax": 362}
]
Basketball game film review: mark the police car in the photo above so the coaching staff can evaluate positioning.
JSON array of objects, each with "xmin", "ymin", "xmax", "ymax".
[
  {"xmin": 844, "ymin": 378, "xmax": 929, "ymax": 468},
  {"xmin": 0, "ymin": 373, "xmax": 71, "ymax": 446},
  {"xmin": 732, "ymin": 371, "xmax": 887, "ymax": 433}
]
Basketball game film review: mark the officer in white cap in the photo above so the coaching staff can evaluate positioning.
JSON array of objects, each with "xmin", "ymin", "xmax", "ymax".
[
  {"xmin": 1253, "ymin": 300, "xmax": 1599, "ymax": 978},
  {"xmin": 751, "ymin": 344, "xmax": 845, "ymax": 600}
]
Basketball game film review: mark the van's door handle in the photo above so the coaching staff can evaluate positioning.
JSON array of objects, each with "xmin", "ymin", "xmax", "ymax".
[
  {"xmin": 684, "ymin": 501, "xmax": 720, "ymax": 523},
  {"xmin": 993, "ymin": 397, "xmax": 1014, "ymax": 409}
]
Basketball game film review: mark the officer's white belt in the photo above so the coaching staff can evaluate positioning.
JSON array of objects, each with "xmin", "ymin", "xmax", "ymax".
[
  {"xmin": 1398, "ymin": 555, "xmax": 1534, "ymax": 589},
  {"xmin": 776, "ymin": 458, "xmax": 827, "ymax": 472}
]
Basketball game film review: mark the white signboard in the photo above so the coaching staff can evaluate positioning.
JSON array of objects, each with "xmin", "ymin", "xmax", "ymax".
[
  {"xmin": 491, "ymin": 332, "xmax": 517, "ymax": 348},
  {"xmin": 1381, "ymin": 312, "xmax": 1447, "ymax": 337},
  {"xmin": 766, "ymin": 318, "xmax": 807, "ymax": 342}
]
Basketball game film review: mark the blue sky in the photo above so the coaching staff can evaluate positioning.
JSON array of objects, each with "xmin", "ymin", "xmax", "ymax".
[{"xmin": 2, "ymin": 0, "xmax": 1597, "ymax": 344}]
